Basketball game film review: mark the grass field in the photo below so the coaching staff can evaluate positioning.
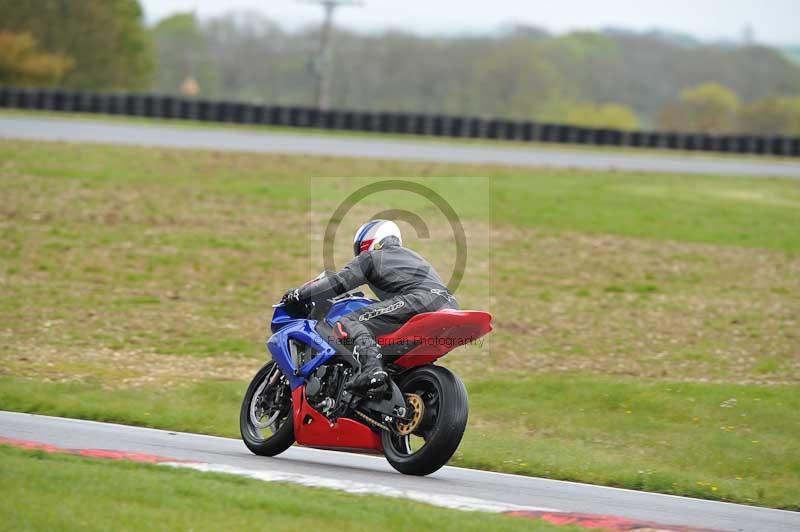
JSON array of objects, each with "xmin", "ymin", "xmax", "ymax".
[
  {"xmin": 0, "ymin": 445, "xmax": 566, "ymax": 532},
  {"xmin": 1, "ymin": 139, "xmax": 799, "ymax": 509}
]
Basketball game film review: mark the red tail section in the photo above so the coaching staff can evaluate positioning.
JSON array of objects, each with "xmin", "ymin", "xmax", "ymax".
[{"xmin": 379, "ymin": 309, "xmax": 493, "ymax": 368}]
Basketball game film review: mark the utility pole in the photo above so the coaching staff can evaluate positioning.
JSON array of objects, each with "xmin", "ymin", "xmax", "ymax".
[{"xmin": 300, "ymin": 0, "xmax": 362, "ymax": 110}]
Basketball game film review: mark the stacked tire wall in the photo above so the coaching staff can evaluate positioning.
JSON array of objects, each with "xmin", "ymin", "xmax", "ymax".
[{"xmin": 2, "ymin": 86, "xmax": 798, "ymax": 157}]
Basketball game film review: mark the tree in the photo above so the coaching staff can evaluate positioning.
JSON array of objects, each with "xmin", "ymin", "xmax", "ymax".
[
  {"xmin": 202, "ymin": 11, "xmax": 304, "ymax": 104},
  {"xmin": 658, "ymin": 82, "xmax": 741, "ymax": 133},
  {"xmin": 0, "ymin": 31, "xmax": 73, "ymax": 86},
  {"xmin": 739, "ymin": 96, "xmax": 800, "ymax": 135},
  {"xmin": 561, "ymin": 102, "xmax": 641, "ymax": 130},
  {"xmin": 136, "ymin": 12, "xmax": 800, "ymax": 129},
  {"xmin": 466, "ymin": 39, "xmax": 564, "ymax": 119},
  {"xmin": 547, "ymin": 31, "xmax": 622, "ymax": 105},
  {"xmin": 152, "ymin": 13, "xmax": 218, "ymax": 96},
  {"xmin": 0, "ymin": 0, "xmax": 152, "ymax": 90}
]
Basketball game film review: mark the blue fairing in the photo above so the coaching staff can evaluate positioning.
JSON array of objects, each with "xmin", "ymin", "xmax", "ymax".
[
  {"xmin": 325, "ymin": 297, "xmax": 374, "ymax": 325},
  {"xmin": 267, "ymin": 318, "xmax": 336, "ymax": 389},
  {"xmin": 270, "ymin": 306, "xmax": 295, "ymax": 334},
  {"xmin": 266, "ymin": 297, "xmax": 374, "ymax": 389}
]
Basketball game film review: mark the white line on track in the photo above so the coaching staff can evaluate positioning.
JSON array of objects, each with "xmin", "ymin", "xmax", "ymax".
[{"xmin": 162, "ymin": 461, "xmax": 561, "ymax": 514}]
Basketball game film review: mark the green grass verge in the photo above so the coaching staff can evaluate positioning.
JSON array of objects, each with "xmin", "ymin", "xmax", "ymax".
[
  {"xmin": 0, "ymin": 445, "xmax": 566, "ymax": 532},
  {"xmin": 2, "ymin": 139, "xmax": 799, "ymax": 253},
  {"xmin": 489, "ymin": 172, "xmax": 800, "ymax": 252},
  {"xmin": 2, "ymin": 375, "xmax": 798, "ymax": 510}
]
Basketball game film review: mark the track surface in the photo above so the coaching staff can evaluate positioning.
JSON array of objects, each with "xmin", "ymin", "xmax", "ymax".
[
  {"xmin": 1, "ymin": 115, "xmax": 800, "ymax": 178},
  {"xmin": 1, "ymin": 411, "xmax": 797, "ymax": 531}
]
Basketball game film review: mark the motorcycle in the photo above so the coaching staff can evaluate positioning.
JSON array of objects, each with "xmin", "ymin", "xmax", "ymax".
[{"xmin": 239, "ymin": 282, "xmax": 493, "ymax": 476}]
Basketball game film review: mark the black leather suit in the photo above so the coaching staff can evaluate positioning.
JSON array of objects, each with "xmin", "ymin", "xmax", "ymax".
[{"xmin": 298, "ymin": 236, "xmax": 458, "ymax": 356}]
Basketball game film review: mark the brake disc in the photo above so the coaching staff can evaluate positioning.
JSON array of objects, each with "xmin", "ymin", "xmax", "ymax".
[{"xmin": 250, "ymin": 374, "xmax": 283, "ymax": 430}]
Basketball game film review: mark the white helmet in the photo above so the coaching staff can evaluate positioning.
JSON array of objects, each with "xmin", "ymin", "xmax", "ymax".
[{"xmin": 353, "ymin": 219, "xmax": 402, "ymax": 256}]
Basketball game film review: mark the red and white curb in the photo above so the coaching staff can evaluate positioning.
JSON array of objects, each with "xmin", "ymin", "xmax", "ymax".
[
  {"xmin": 1, "ymin": 436, "xmax": 719, "ymax": 532},
  {"xmin": 0, "ymin": 436, "xmax": 195, "ymax": 464}
]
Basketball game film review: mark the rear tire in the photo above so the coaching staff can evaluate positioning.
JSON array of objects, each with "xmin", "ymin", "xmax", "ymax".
[
  {"xmin": 240, "ymin": 361, "xmax": 295, "ymax": 456},
  {"xmin": 382, "ymin": 365, "xmax": 468, "ymax": 476}
]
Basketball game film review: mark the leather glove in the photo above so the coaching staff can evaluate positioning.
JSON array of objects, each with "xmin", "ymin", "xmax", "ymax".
[
  {"xmin": 280, "ymin": 288, "xmax": 308, "ymax": 317},
  {"xmin": 281, "ymin": 288, "xmax": 301, "ymax": 305}
]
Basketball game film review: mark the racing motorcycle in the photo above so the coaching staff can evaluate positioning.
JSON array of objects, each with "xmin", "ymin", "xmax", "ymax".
[{"xmin": 239, "ymin": 281, "xmax": 493, "ymax": 476}]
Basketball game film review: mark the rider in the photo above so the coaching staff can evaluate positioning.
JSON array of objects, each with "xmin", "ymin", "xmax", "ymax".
[{"xmin": 281, "ymin": 219, "xmax": 458, "ymax": 392}]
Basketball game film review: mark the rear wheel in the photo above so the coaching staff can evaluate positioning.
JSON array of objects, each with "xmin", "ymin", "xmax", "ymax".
[
  {"xmin": 240, "ymin": 361, "xmax": 295, "ymax": 456},
  {"xmin": 382, "ymin": 365, "xmax": 468, "ymax": 476}
]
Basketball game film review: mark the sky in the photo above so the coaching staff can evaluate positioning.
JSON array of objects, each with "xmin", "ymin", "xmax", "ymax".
[{"xmin": 140, "ymin": 0, "xmax": 799, "ymax": 45}]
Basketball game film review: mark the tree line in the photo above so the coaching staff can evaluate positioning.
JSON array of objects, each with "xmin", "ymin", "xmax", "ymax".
[{"xmin": 1, "ymin": 1, "xmax": 799, "ymax": 135}]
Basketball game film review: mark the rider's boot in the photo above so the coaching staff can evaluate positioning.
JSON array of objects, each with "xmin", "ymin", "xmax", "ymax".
[{"xmin": 348, "ymin": 340, "xmax": 388, "ymax": 392}]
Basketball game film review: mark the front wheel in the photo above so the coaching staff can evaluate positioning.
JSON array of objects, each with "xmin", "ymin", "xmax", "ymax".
[
  {"xmin": 240, "ymin": 361, "xmax": 295, "ymax": 456},
  {"xmin": 382, "ymin": 365, "xmax": 468, "ymax": 476}
]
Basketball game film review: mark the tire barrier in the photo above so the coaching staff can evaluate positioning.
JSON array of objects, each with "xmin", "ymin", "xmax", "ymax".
[{"xmin": 1, "ymin": 86, "xmax": 798, "ymax": 157}]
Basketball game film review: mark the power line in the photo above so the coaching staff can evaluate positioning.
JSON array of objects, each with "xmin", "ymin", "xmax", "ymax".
[{"xmin": 299, "ymin": 0, "xmax": 363, "ymax": 110}]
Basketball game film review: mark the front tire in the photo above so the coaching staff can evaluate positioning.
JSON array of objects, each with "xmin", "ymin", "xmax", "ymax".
[
  {"xmin": 382, "ymin": 365, "xmax": 468, "ymax": 476},
  {"xmin": 240, "ymin": 361, "xmax": 295, "ymax": 456}
]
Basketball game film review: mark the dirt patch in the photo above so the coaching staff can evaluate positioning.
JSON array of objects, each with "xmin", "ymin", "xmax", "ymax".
[{"xmin": 2, "ymin": 342, "xmax": 264, "ymax": 389}]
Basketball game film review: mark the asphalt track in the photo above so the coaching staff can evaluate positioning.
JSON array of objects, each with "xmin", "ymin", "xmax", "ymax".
[
  {"xmin": 1, "ymin": 412, "xmax": 798, "ymax": 531},
  {"xmin": 2, "ymin": 115, "xmax": 800, "ymax": 178}
]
